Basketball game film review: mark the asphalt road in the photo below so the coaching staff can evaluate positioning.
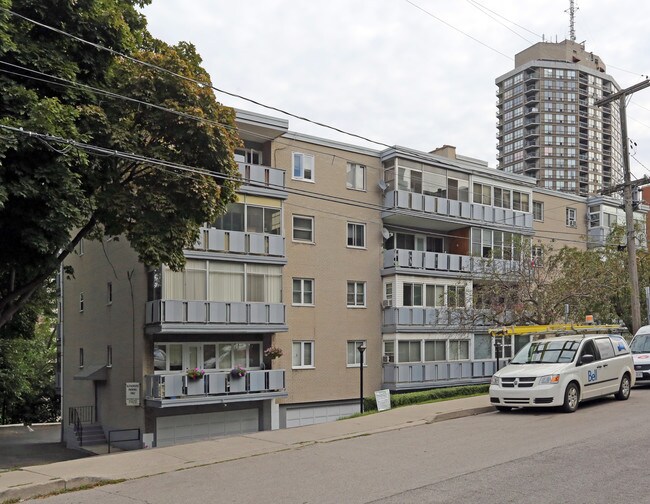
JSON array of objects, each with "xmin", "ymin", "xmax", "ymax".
[
  {"xmin": 0, "ymin": 424, "xmax": 90, "ymax": 470},
  {"xmin": 23, "ymin": 389, "xmax": 650, "ymax": 504}
]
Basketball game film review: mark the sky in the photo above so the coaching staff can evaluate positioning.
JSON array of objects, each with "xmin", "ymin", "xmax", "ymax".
[{"xmin": 141, "ymin": 0, "xmax": 650, "ymax": 177}]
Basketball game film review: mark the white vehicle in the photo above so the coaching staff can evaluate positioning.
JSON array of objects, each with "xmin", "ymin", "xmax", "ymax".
[
  {"xmin": 630, "ymin": 325, "xmax": 650, "ymax": 385},
  {"xmin": 489, "ymin": 332, "xmax": 635, "ymax": 413}
]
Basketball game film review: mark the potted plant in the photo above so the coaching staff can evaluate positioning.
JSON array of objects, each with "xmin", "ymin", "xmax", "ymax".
[
  {"xmin": 264, "ymin": 346, "xmax": 283, "ymax": 360},
  {"xmin": 186, "ymin": 368, "xmax": 205, "ymax": 381},
  {"xmin": 230, "ymin": 365, "xmax": 247, "ymax": 378}
]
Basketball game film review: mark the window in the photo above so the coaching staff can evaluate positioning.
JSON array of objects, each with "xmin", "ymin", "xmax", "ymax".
[
  {"xmin": 383, "ymin": 341, "xmax": 395, "ymax": 363},
  {"xmin": 447, "ymin": 286, "xmax": 466, "ymax": 308},
  {"xmin": 566, "ymin": 207, "xmax": 577, "ymax": 227},
  {"xmin": 474, "ymin": 334, "xmax": 492, "ymax": 360},
  {"xmin": 346, "ymin": 163, "xmax": 366, "ymax": 190},
  {"xmin": 403, "ymin": 283, "xmax": 423, "ymax": 306},
  {"xmin": 449, "ymin": 340, "xmax": 469, "ymax": 360},
  {"xmin": 293, "ymin": 278, "xmax": 314, "ymax": 305},
  {"xmin": 107, "ymin": 282, "xmax": 113, "ymax": 305},
  {"xmin": 107, "ymin": 345, "xmax": 112, "ymax": 367},
  {"xmin": 473, "ymin": 183, "xmax": 492, "ymax": 205},
  {"xmin": 293, "ymin": 215, "xmax": 314, "ymax": 242},
  {"xmin": 384, "ymin": 282, "xmax": 393, "ymax": 305},
  {"xmin": 347, "ymin": 340, "xmax": 367, "ymax": 366},
  {"xmin": 292, "ymin": 152, "xmax": 315, "ymax": 182},
  {"xmin": 79, "ymin": 292, "xmax": 84, "ymax": 313},
  {"xmin": 533, "ymin": 201, "xmax": 544, "ymax": 221},
  {"xmin": 398, "ymin": 341, "xmax": 421, "ymax": 362},
  {"xmin": 424, "ymin": 341, "xmax": 446, "ymax": 361},
  {"xmin": 532, "ymin": 245, "xmax": 544, "ymax": 267},
  {"xmin": 75, "ymin": 239, "xmax": 84, "ymax": 256},
  {"xmin": 246, "ymin": 206, "xmax": 281, "ymax": 235},
  {"xmin": 347, "ymin": 222, "xmax": 366, "ymax": 248},
  {"xmin": 347, "ymin": 281, "xmax": 366, "ymax": 307},
  {"xmin": 79, "ymin": 348, "xmax": 84, "ymax": 368},
  {"xmin": 292, "ymin": 341, "xmax": 314, "ymax": 368}
]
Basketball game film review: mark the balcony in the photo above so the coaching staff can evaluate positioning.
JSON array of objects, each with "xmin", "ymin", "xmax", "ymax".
[
  {"xmin": 145, "ymin": 370, "xmax": 287, "ymax": 407},
  {"xmin": 197, "ymin": 228, "xmax": 285, "ymax": 258},
  {"xmin": 382, "ymin": 250, "xmax": 520, "ymax": 277},
  {"xmin": 382, "ymin": 361, "xmax": 497, "ymax": 391},
  {"xmin": 237, "ymin": 162, "xmax": 286, "ymax": 197},
  {"xmin": 383, "ymin": 190, "xmax": 533, "ymax": 231},
  {"xmin": 145, "ymin": 300, "xmax": 287, "ymax": 334},
  {"xmin": 382, "ymin": 306, "xmax": 515, "ymax": 331}
]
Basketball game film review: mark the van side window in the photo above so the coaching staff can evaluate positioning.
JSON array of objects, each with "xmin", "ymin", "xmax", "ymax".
[
  {"xmin": 579, "ymin": 340, "xmax": 599, "ymax": 362},
  {"xmin": 594, "ymin": 338, "xmax": 615, "ymax": 360}
]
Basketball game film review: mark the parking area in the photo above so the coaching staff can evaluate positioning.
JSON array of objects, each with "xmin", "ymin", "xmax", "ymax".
[{"xmin": 0, "ymin": 424, "xmax": 91, "ymax": 470}]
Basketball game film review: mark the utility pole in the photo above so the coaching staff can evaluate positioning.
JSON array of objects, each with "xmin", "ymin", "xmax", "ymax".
[{"xmin": 595, "ymin": 78, "xmax": 650, "ymax": 334}]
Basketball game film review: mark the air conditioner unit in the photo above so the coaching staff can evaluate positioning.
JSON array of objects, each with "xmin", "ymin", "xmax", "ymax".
[
  {"xmin": 382, "ymin": 355, "xmax": 391, "ymax": 364},
  {"xmin": 382, "ymin": 299, "xmax": 393, "ymax": 309},
  {"xmin": 568, "ymin": 218, "xmax": 577, "ymax": 227}
]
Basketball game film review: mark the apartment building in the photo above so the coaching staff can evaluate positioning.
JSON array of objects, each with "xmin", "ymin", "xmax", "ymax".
[
  {"xmin": 496, "ymin": 39, "xmax": 623, "ymax": 196},
  {"xmin": 64, "ymin": 109, "xmax": 641, "ymax": 448}
]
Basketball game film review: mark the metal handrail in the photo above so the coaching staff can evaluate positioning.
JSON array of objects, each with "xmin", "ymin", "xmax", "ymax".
[
  {"xmin": 108, "ymin": 428, "xmax": 141, "ymax": 454},
  {"xmin": 69, "ymin": 408, "xmax": 83, "ymax": 447}
]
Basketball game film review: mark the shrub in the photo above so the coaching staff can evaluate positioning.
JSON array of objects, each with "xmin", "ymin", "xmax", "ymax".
[{"xmin": 362, "ymin": 384, "xmax": 489, "ymax": 412}]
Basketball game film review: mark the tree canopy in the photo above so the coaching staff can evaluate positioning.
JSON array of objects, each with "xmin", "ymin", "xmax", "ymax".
[{"xmin": 0, "ymin": 0, "xmax": 241, "ymax": 331}]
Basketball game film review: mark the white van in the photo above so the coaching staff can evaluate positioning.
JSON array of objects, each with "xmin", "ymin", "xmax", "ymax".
[
  {"xmin": 630, "ymin": 325, "xmax": 650, "ymax": 385},
  {"xmin": 489, "ymin": 333, "xmax": 635, "ymax": 412}
]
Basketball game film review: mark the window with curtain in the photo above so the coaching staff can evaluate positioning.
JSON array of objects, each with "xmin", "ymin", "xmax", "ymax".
[
  {"xmin": 208, "ymin": 262, "xmax": 244, "ymax": 302},
  {"xmin": 246, "ymin": 264, "xmax": 282, "ymax": 303}
]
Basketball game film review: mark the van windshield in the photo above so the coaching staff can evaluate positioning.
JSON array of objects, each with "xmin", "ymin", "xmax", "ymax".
[
  {"xmin": 510, "ymin": 340, "xmax": 580, "ymax": 364},
  {"xmin": 631, "ymin": 334, "xmax": 650, "ymax": 354}
]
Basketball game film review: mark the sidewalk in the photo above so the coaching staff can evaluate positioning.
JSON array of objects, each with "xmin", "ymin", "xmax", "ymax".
[{"xmin": 0, "ymin": 395, "xmax": 493, "ymax": 503}]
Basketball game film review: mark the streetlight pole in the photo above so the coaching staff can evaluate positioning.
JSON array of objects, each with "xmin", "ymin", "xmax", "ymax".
[
  {"xmin": 357, "ymin": 343, "xmax": 367, "ymax": 413},
  {"xmin": 595, "ymin": 78, "xmax": 650, "ymax": 335}
]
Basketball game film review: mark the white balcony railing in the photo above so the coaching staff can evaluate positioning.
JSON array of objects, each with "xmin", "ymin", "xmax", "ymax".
[
  {"xmin": 383, "ymin": 249, "xmax": 520, "ymax": 275},
  {"xmin": 145, "ymin": 369, "xmax": 286, "ymax": 400},
  {"xmin": 383, "ymin": 190, "xmax": 533, "ymax": 230},
  {"xmin": 237, "ymin": 162, "xmax": 285, "ymax": 190},
  {"xmin": 145, "ymin": 300, "xmax": 286, "ymax": 326},
  {"xmin": 196, "ymin": 228, "xmax": 285, "ymax": 257}
]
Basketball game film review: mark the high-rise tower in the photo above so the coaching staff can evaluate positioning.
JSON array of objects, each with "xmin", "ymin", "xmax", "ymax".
[{"xmin": 496, "ymin": 39, "xmax": 623, "ymax": 196}]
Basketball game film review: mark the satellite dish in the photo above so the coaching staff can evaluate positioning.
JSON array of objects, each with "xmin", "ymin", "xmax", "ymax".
[
  {"xmin": 378, "ymin": 180, "xmax": 388, "ymax": 192},
  {"xmin": 382, "ymin": 228, "xmax": 391, "ymax": 240}
]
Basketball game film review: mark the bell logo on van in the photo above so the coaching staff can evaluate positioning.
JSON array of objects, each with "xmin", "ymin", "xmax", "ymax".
[{"xmin": 587, "ymin": 370, "xmax": 598, "ymax": 382}]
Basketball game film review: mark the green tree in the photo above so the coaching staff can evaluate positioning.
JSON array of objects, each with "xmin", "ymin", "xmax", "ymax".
[{"xmin": 0, "ymin": 0, "xmax": 240, "ymax": 331}]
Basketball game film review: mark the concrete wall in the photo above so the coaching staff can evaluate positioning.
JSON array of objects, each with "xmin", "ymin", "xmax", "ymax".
[{"xmin": 62, "ymin": 237, "xmax": 148, "ymax": 441}]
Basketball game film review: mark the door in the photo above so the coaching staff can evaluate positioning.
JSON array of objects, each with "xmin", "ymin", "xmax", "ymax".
[
  {"xmin": 576, "ymin": 340, "xmax": 602, "ymax": 399},
  {"xmin": 593, "ymin": 337, "xmax": 620, "ymax": 395}
]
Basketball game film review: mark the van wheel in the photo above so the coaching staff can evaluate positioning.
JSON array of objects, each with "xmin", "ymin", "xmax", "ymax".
[
  {"xmin": 562, "ymin": 382, "xmax": 579, "ymax": 413},
  {"xmin": 495, "ymin": 406, "xmax": 511, "ymax": 412},
  {"xmin": 614, "ymin": 374, "xmax": 631, "ymax": 401}
]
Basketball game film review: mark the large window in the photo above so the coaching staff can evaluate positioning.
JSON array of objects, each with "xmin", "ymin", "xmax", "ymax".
[
  {"xmin": 347, "ymin": 340, "xmax": 367, "ymax": 366},
  {"xmin": 474, "ymin": 334, "xmax": 492, "ymax": 360},
  {"xmin": 447, "ymin": 285, "xmax": 466, "ymax": 308},
  {"xmin": 398, "ymin": 341, "xmax": 421, "ymax": 362},
  {"xmin": 293, "ymin": 278, "xmax": 314, "ymax": 305},
  {"xmin": 162, "ymin": 261, "xmax": 281, "ymax": 303},
  {"xmin": 403, "ymin": 283, "xmax": 423, "ymax": 306},
  {"xmin": 424, "ymin": 341, "xmax": 446, "ymax": 361},
  {"xmin": 449, "ymin": 340, "xmax": 469, "ymax": 360},
  {"xmin": 154, "ymin": 342, "xmax": 261, "ymax": 372},
  {"xmin": 346, "ymin": 163, "xmax": 366, "ymax": 191},
  {"xmin": 292, "ymin": 341, "xmax": 314, "ymax": 368},
  {"xmin": 292, "ymin": 152, "xmax": 315, "ymax": 182},
  {"xmin": 347, "ymin": 222, "xmax": 366, "ymax": 248},
  {"xmin": 292, "ymin": 215, "xmax": 314, "ymax": 242},
  {"xmin": 347, "ymin": 281, "xmax": 366, "ymax": 307}
]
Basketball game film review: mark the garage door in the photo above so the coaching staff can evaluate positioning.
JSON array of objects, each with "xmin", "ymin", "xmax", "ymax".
[
  {"xmin": 156, "ymin": 409, "xmax": 259, "ymax": 447},
  {"xmin": 285, "ymin": 403, "xmax": 358, "ymax": 428}
]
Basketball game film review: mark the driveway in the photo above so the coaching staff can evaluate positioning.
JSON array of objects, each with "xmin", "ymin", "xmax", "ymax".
[{"xmin": 0, "ymin": 424, "xmax": 91, "ymax": 470}]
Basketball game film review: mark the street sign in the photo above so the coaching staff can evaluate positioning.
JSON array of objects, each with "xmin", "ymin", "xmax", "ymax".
[
  {"xmin": 126, "ymin": 382, "xmax": 140, "ymax": 406},
  {"xmin": 375, "ymin": 389, "xmax": 391, "ymax": 411}
]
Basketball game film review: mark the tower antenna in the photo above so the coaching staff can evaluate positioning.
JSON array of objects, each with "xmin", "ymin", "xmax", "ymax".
[{"xmin": 566, "ymin": 0, "xmax": 578, "ymax": 41}]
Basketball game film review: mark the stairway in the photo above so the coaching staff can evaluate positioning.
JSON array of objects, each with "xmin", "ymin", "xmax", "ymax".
[{"xmin": 76, "ymin": 423, "xmax": 106, "ymax": 448}]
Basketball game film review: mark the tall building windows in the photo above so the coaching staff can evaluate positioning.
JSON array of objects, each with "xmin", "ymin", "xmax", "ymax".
[
  {"xmin": 292, "ymin": 152, "xmax": 315, "ymax": 182},
  {"xmin": 292, "ymin": 278, "xmax": 314, "ymax": 306}
]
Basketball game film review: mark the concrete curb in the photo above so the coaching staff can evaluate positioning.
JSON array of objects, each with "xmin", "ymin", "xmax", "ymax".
[{"xmin": 428, "ymin": 406, "xmax": 496, "ymax": 423}]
